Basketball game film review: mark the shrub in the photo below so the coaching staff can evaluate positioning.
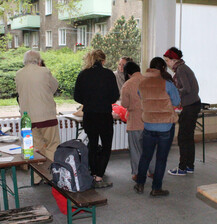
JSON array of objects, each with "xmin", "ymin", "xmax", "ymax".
[
  {"xmin": 0, "ymin": 47, "xmax": 87, "ymax": 99},
  {"xmin": 0, "ymin": 72, "xmax": 17, "ymax": 98},
  {"xmin": 56, "ymin": 62, "xmax": 81, "ymax": 97},
  {"xmin": 91, "ymin": 16, "xmax": 141, "ymax": 70}
]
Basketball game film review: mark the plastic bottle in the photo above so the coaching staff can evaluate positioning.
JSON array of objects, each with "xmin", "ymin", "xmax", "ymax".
[{"xmin": 21, "ymin": 112, "xmax": 34, "ymax": 159}]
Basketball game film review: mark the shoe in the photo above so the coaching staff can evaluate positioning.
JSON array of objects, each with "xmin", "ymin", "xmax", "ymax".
[
  {"xmin": 168, "ymin": 167, "xmax": 187, "ymax": 176},
  {"xmin": 186, "ymin": 167, "xmax": 194, "ymax": 174},
  {"xmin": 93, "ymin": 180, "xmax": 113, "ymax": 189},
  {"xmin": 150, "ymin": 189, "xmax": 169, "ymax": 196},
  {"xmin": 132, "ymin": 175, "xmax": 137, "ymax": 182},
  {"xmin": 134, "ymin": 183, "xmax": 144, "ymax": 194}
]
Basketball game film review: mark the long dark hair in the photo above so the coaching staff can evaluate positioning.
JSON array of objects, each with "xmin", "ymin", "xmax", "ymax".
[
  {"xmin": 124, "ymin": 61, "xmax": 140, "ymax": 81},
  {"xmin": 150, "ymin": 57, "xmax": 173, "ymax": 82}
]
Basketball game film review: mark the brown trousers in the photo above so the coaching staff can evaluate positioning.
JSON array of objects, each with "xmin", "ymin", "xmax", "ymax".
[{"xmin": 32, "ymin": 125, "xmax": 60, "ymax": 183}]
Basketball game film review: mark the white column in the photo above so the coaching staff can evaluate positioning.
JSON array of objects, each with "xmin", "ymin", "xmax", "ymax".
[{"xmin": 141, "ymin": 0, "xmax": 176, "ymax": 73}]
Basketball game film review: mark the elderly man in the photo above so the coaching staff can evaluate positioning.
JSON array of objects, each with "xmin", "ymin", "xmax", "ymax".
[{"xmin": 15, "ymin": 50, "xmax": 60, "ymax": 184}]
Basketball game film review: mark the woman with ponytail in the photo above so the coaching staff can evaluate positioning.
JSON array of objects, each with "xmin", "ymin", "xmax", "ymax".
[
  {"xmin": 134, "ymin": 57, "xmax": 180, "ymax": 196},
  {"xmin": 74, "ymin": 49, "xmax": 119, "ymax": 188}
]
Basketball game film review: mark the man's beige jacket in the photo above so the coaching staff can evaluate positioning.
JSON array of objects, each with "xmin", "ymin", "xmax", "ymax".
[{"xmin": 15, "ymin": 64, "xmax": 58, "ymax": 123}]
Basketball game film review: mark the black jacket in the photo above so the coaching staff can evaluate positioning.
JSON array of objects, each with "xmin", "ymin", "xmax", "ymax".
[{"xmin": 74, "ymin": 62, "xmax": 120, "ymax": 113}]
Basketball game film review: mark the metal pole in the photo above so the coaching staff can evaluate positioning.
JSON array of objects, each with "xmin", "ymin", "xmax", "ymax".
[{"xmin": 179, "ymin": 0, "xmax": 183, "ymax": 49}]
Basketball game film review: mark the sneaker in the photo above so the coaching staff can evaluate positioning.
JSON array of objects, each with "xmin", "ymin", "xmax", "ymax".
[
  {"xmin": 134, "ymin": 183, "xmax": 144, "ymax": 194},
  {"xmin": 150, "ymin": 189, "xmax": 169, "ymax": 197},
  {"xmin": 168, "ymin": 167, "xmax": 187, "ymax": 176},
  {"xmin": 186, "ymin": 167, "xmax": 194, "ymax": 174},
  {"xmin": 93, "ymin": 180, "xmax": 113, "ymax": 189}
]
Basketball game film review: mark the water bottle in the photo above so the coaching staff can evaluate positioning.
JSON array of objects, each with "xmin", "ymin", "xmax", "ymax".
[{"xmin": 21, "ymin": 112, "xmax": 34, "ymax": 159}]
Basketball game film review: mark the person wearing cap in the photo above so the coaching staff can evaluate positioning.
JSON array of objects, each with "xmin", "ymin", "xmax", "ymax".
[{"xmin": 163, "ymin": 47, "xmax": 201, "ymax": 176}]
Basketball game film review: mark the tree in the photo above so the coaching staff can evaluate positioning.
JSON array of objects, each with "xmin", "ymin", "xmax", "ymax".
[
  {"xmin": 0, "ymin": 0, "xmax": 81, "ymax": 18},
  {"xmin": 91, "ymin": 16, "xmax": 141, "ymax": 71}
]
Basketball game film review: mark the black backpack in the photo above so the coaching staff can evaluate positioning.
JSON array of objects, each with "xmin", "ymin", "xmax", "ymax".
[{"xmin": 51, "ymin": 139, "xmax": 93, "ymax": 192}]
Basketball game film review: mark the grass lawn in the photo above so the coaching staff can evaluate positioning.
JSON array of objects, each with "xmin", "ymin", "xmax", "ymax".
[{"xmin": 0, "ymin": 97, "xmax": 76, "ymax": 106}]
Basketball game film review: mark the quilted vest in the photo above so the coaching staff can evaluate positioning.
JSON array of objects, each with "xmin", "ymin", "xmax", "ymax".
[{"xmin": 139, "ymin": 69, "xmax": 178, "ymax": 124}]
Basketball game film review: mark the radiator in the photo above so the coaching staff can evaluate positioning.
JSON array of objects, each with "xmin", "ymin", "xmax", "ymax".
[{"xmin": 0, "ymin": 116, "xmax": 128, "ymax": 150}]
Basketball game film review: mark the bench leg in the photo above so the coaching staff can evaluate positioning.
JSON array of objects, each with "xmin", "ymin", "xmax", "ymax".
[
  {"xmin": 92, "ymin": 205, "xmax": 96, "ymax": 224},
  {"xmin": 67, "ymin": 199, "xmax": 72, "ymax": 224},
  {"xmin": 1, "ymin": 169, "xmax": 9, "ymax": 210}
]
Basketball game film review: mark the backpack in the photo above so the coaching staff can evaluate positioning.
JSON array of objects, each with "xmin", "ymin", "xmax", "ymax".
[{"xmin": 51, "ymin": 139, "xmax": 93, "ymax": 192}]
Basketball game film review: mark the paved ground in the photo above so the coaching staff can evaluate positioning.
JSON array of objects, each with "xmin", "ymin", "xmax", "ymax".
[
  {"xmin": 0, "ymin": 103, "xmax": 80, "ymax": 118},
  {"xmin": 1, "ymin": 142, "xmax": 217, "ymax": 224}
]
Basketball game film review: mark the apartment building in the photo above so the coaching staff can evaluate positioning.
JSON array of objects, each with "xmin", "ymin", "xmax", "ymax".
[{"xmin": 0, "ymin": 0, "xmax": 142, "ymax": 51}]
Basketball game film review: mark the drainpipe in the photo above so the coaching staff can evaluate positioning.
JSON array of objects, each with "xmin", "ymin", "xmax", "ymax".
[
  {"xmin": 141, "ymin": 0, "xmax": 149, "ymax": 74},
  {"xmin": 179, "ymin": 0, "xmax": 183, "ymax": 49}
]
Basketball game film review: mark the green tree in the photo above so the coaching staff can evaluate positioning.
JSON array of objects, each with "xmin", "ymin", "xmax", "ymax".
[{"xmin": 91, "ymin": 16, "xmax": 141, "ymax": 70}]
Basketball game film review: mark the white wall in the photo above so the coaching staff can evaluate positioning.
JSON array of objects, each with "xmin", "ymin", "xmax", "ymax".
[{"xmin": 176, "ymin": 4, "xmax": 217, "ymax": 104}]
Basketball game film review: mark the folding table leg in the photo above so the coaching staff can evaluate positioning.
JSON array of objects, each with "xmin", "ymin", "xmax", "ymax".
[
  {"xmin": 1, "ymin": 169, "xmax": 9, "ymax": 210},
  {"xmin": 11, "ymin": 166, "xmax": 20, "ymax": 208}
]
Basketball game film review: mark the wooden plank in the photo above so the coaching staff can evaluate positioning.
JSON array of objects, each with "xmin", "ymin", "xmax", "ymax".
[
  {"xmin": 0, "ymin": 205, "xmax": 52, "ymax": 223},
  {"xmin": 197, "ymin": 183, "xmax": 217, "ymax": 204},
  {"xmin": 30, "ymin": 159, "xmax": 107, "ymax": 208}
]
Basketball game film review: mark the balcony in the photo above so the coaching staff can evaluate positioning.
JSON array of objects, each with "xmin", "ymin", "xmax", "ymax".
[
  {"xmin": 59, "ymin": 0, "xmax": 112, "ymax": 21},
  {"xmin": 11, "ymin": 14, "xmax": 40, "ymax": 30}
]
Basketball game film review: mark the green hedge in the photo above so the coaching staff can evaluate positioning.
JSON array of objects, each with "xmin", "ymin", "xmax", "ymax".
[
  {"xmin": 0, "ymin": 47, "xmax": 88, "ymax": 99},
  {"xmin": 0, "ymin": 72, "xmax": 17, "ymax": 98}
]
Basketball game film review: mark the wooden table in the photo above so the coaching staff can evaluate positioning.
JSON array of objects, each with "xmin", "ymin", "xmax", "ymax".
[{"xmin": 0, "ymin": 143, "xmax": 46, "ymax": 211}]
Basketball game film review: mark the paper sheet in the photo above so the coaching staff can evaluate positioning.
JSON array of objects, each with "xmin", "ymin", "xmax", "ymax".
[
  {"xmin": 0, "ymin": 156, "xmax": 14, "ymax": 162},
  {"xmin": 0, "ymin": 144, "xmax": 21, "ymax": 154}
]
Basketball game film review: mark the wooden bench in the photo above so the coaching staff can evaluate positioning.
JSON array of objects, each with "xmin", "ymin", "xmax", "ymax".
[
  {"xmin": 0, "ymin": 205, "xmax": 52, "ymax": 223},
  {"xmin": 29, "ymin": 158, "xmax": 107, "ymax": 224}
]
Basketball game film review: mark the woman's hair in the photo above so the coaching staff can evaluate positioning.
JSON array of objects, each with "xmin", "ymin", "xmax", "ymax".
[
  {"xmin": 40, "ymin": 59, "xmax": 46, "ymax": 67},
  {"xmin": 163, "ymin": 47, "xmax": 183, "ymax": 60},
  {"xmin": 150, "ymin": 57, "xmax": 173, "ymax": 82},
  {"xmin": 124, "ymin": 61, "xmax": 140, "ymax": 81},
  {"xmin": 83, "ymin": 49, "xmax": 106, "ymax": 69},
  {"xmin": 23, "ymin": 50, "xmax": 41, "ymax": 65},
  {"xmin": 120, "ymin": 56, "xmax": 133, "ymax": 62}
]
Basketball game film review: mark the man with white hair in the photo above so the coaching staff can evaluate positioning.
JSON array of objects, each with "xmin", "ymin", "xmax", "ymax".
[{"xmin": 15, "ymin": 50, "xmax": 60, "ymax": 184}]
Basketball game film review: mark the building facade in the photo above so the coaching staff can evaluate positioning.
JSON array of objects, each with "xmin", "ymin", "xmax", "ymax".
[{"xmin": 0, "ymin": 0, "xmax": 142, "ymax": 51}]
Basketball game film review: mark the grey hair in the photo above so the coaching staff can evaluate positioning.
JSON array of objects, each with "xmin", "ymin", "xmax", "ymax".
[{"xmin": 23, "ymin": 50, "xmax": 41, "ymax": 65}]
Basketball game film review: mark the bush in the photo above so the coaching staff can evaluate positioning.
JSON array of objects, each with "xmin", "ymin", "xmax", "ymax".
[
  {"xmin": 0, "ymin": 72, "xmax": 17, "ymax": 98},
  {"xmin": 91, "ymin": 16, "xmax": 141, "ymax": 70},
  {"xmin": 56, "ymin": 62, "xmax": 82, "ymax": 97},
  {"xmin": 0, "ymin": 47, "xmax": 87, "ymax": 99}
]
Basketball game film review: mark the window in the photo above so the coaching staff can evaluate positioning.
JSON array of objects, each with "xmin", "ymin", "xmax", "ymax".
[
  {"xmin": 113, "ymin": 0, "xmax": 116, "ymax": 6},
  {"xmin": 58, "ymin": 0, "xmax": 66, "ymax": 3},
  {"xmin": 32, "ymin": 2, "xmax": 39, "ymax": 14},
  {"xmin": 45, "ymin": 0, "xmax": 52, "ymax": 15},
  {"xmin": 77, "ymin": 26, "xmax": 87, "ymax": 46},
  {"xmin": 24, "ymin": 33, "xmax": 29, "ymax": 47},
  {"xmin": 59, "ymin": 29, "xmax": 66, "ymax": 46},
  {"xmin": 14, "ymin": 35, "xmax": 19, "ymax": 48},
  {"xmin": 8, "ymin": 40, "xmax": 12, "ymax": 49},
  {"xmin": 46, "ymin": 31, "xmax": 52, "ymax": 47},
  {"xmin": 32, "ymin": 32, "xmax": 39, "ymax": 48},
  {"xmin": 95, "ymin": 23, "xmax": 107, "ymax": 36}
]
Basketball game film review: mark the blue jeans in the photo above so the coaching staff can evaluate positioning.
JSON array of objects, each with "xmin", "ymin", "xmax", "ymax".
[{"xmin": 137, "ymin": 125, "xmax": 175, "ymax": 190}]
